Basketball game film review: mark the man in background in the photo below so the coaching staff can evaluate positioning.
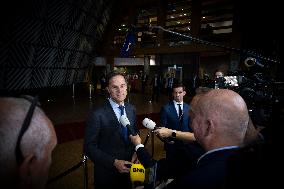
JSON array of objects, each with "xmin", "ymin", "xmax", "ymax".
[
  {"xmin": 214, "ymin": 70, "xmax": 226, "ymax": 89},
  {"xmin": 0, "ymin": 96, "xmax": 57, "ymax": 189},
  {"xmin": 158, "ymin": 83, "xmax": 203, "ymax": 179}
]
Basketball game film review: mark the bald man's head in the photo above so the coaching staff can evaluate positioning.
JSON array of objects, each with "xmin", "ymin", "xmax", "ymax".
[
  {"xmin": 0, "ymin": 97, "xmax": 57, "ymax": 189},
  {"xmin": 192, "ymin": 89, "xmax": 249, "ymax": 150},
  {"xmin": 201, "ymin": 89, "xmax": 248, "ymax": 120}
]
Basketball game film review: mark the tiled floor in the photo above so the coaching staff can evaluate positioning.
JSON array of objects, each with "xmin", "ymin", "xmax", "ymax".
[{"xmin": 43, "ymin": 85, "xmax": 188, "ymax": 189}]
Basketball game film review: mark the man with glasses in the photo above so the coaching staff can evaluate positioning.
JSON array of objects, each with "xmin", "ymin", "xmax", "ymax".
[
  {"xmin": 84, "ymin": 72, "xmax": 139, "ymax": 189},
  {"xmin": 0, "ymin": 96, "xmax": 57, "ymax": 189}
]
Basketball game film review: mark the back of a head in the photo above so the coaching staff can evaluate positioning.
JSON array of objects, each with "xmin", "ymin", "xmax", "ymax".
[
  {"xmin": 0, "ymin": 97, "xmax": 57, "ymax": 188},
  {"xmin": 191, "ymin": 88, "xmax": 213, "ymax": 108},
  {"xmin": 198, "ymin": 89, "xmax": 249, "ymax": 145}
]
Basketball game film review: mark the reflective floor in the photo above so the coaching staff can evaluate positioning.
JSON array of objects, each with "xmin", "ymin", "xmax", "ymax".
[{"xmin": 43, "ymin": 85, "xmax": 187, "ymax": 189}]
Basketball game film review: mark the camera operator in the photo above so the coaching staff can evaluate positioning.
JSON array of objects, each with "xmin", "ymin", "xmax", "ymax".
[
  {"xmin": 202, "ymin": 70, "xmax": 226, "ymax": 89},
  {"xmin": 214, "ymin": 70, "xmax": 226, "ymax": 89}
]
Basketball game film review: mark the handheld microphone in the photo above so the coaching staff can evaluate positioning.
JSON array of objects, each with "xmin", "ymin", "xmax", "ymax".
[
  {"xmin": 120, "ymin": 115, "xmax": 137, "ymax": 136},
  {"xmin": 130, "ymin": 163, "xmax": 146, "ymax": 188},
  {"xmin": 142, "ymin": 118, "xmax": 158, "ymax": 130},
  {"xmin": 142, "ymin": 118, "xmax": 174, "ymax": 144},
  {"xmin": 130, "ymin": 163, "xmax": 145, "ymax": 182}
]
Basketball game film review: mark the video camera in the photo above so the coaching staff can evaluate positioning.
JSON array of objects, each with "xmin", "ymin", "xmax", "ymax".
[{"xmin": 219, "ymin": 58, "xmax": 283, "ymax": 127}]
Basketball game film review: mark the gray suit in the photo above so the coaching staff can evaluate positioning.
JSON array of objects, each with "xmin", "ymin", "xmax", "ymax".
[{"xmin": 84, "ymin": 100, "xmax": 138, "ymax": 189}]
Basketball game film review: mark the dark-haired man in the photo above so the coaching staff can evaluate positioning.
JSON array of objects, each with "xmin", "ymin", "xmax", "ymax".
[
  {"xmin": 157, "ymin": 83, "xmax": 204, "ymax": 179},
  {"xmin": 84, "ymin": 72, "xmax": 139, "ymax": 189}
]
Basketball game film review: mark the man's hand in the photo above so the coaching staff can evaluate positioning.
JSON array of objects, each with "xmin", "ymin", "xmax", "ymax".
[
  {"xmin": 113, "ymin": 159, "xmax": 132, "ymax": 173},
  {"xmin": 129, "ymin": 134, "xmax": 142, "ymax": 145},
  {"xmin": 154, "ymin": 127, "xmax": 172, "ymax": 138}
]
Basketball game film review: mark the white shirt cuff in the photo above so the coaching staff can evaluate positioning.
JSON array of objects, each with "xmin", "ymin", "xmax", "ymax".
[{"xmin": 135, "ymin": 144, "xmax": 144, "ymax": 151}]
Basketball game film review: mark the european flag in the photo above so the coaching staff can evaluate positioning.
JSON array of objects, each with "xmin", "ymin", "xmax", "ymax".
[{"xmin": 121, "ymin": 29, "xmax": 136, "ymax": 58}]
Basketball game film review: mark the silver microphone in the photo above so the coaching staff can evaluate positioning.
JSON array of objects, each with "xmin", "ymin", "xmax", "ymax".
[
  {"xmin": 142, "ymin": 118, "xmax": 174, "ymax": 144},
  {"xmin": 142, "ymin": 118, "xmax": 158, "ymax": 130},
  {"xmin": 120, "ymin": 115, "xmax": 136, "ymax": 135}
]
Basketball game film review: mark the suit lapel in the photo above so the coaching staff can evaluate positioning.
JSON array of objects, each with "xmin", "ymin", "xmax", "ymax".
[
  {"xmin": 106, "ymin": 100, "xmax": 121, "ymax": 126},
  {"xmin": 107, "ymin": 101, "xmax": 131, "ymax": 143},
  {"xmin": 169, "ymin": 101, "xmax": 179, "ymax": 119}
]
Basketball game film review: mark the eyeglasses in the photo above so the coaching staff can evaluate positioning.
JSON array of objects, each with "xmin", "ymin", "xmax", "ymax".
[{"xmin": 15, "ymin": 95, "xmax": 40, "ymax": 165}]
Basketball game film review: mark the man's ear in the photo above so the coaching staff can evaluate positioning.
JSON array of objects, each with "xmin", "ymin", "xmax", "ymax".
[
  {"xmin": 19, "ymin": 154, "xmax": 36, "ymax": 187},
  {"xmin": 204, "ymin": 119, "xmax": 214, "ymax": 137}
]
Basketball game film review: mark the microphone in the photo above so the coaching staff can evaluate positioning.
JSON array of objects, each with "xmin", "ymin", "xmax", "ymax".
[
  {"xmin": 130, "ymin": 163, "xmax": 145, "ymax": 186},
  {"xmin": 120, "ymin": 115, "xmax": 137, "ymax": 136},
  {"xmin": 142, "ymin": 118, "xmax": 174, "ymax": 144},
  {"xmin": 142, "ymin": 118, "xmax": 159, "ymax": 130}
]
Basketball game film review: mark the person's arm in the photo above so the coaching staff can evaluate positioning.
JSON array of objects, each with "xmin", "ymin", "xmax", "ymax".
[
  {"xmin": 154, "ymin": 127, "xmax": 196, "ymax": 142},
  {"xmin": 129, "ymin": 135, "xmax": 156, "ymax": 168}
]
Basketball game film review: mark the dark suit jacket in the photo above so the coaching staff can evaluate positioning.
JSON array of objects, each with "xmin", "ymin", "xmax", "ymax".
[
  {"xmin": 160, "ymin": 101, "xmax": 192, "ymax": 155},
  {"xmin": 166, "ymin": 148, "xmax": 239, "ymax": 189},
  {"xmin": 84, "ymin": 100, "xmax": 138, "ymax": 188},
  {"xmin": 159, "ymin": 101, "xmax": 204, "ymax": 178},
  {"xmin": 160, "ymin": 101, "xmax": 191, "ymax": 132}
]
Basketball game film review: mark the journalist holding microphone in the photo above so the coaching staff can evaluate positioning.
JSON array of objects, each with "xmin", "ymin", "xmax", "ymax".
[
  {"xmin": 130, "ymin": 89, "xmax": 250, "ymax": 189},
  {"xmin": 84, "ymin": 72, "xmax": 139, "ymax": 189}
]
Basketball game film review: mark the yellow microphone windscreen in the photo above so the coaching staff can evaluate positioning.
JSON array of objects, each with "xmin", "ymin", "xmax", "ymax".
[{"xmin": 130, "ymin": 163, "xmax": 145, "ymax": 183}]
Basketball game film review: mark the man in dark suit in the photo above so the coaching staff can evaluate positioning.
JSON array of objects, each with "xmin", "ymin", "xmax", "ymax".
[
  {"xmin": 84, "ymin": 72, "xmax": 139, "ymax": 189},
  {"xmin": 130, "ymin": 89, "xmax": 250, "ymax": 189},
  {"xmin": 158, "ymin": 83, "xmax": 204, "ymax": 179}
]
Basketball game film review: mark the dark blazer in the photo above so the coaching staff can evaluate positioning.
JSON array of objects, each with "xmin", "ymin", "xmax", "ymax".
[
  {"xmin": 84, "ymin": 100, "xmax": 138, "ymax": 189},
  {"xmin": 160, "ymin": 101, "xmax": 191, "ymax": 131},
  {"xmin": 160, "ymin": 101, "xmax": 192, "ymax": 155},
  {"xmin": 166, "ymin": 148, "xmax": 239, "ymax": 189},
  {"xmin": 160, "ymin": 101, "xmax": 204, "ymax": 178}
]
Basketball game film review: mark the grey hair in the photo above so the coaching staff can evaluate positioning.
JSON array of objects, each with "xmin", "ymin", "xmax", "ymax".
[{"xmin": 0, "ymin": 97, "xmax": 53, "ymax": 178}]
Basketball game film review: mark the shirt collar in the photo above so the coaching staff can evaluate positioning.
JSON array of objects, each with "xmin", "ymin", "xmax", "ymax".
[
  {"xmin": 197, "ymin": 146, "xmax": 239, "ymax": 164},
  {"xmin": 108, "ymin": 98, "xmax": 124, "ymax": 109},
  {"xmin": 173, "ymin": 100, "xmax": 183, "ymax": 106}
]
